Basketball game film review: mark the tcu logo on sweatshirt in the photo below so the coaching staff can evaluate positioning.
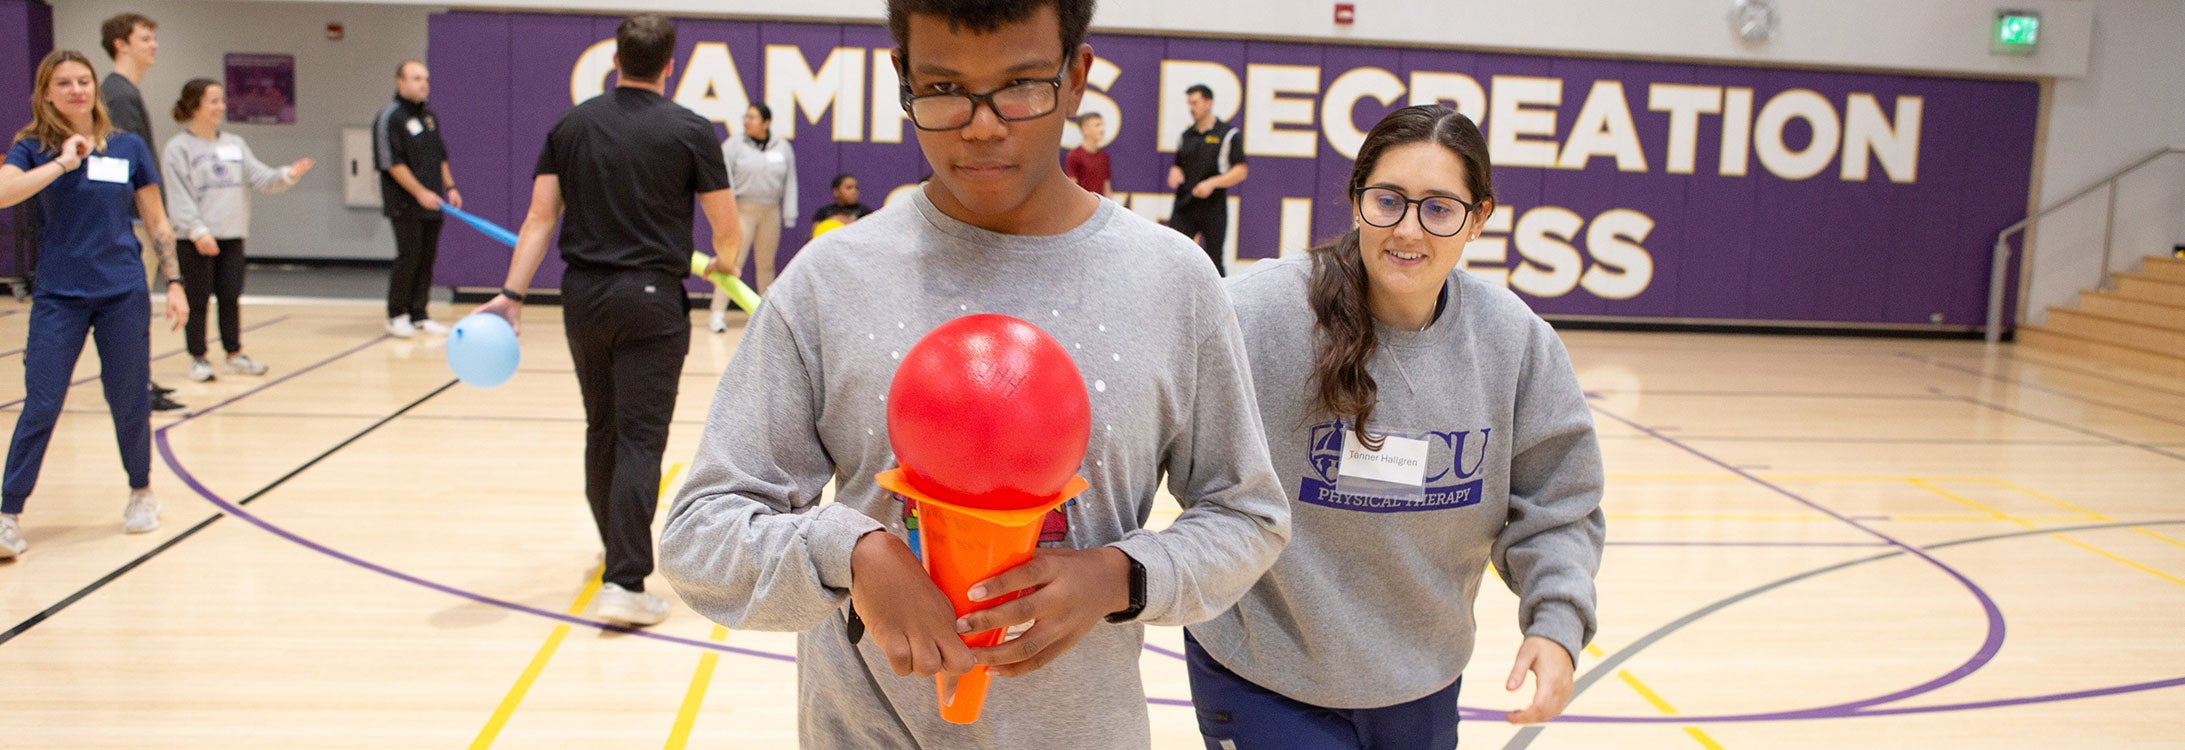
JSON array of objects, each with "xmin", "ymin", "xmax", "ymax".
[{"xmin": 1299, "ymin": 420, "xmax": 1492, "ymax": 513}]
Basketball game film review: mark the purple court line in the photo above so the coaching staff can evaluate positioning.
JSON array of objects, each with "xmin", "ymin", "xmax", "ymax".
[
  {"xmin": 0, "ymin": 314, "xmax": 291, "ymax": 409},
  {"xmin": 149, "ymin": 335, "xmax": 798, "ymax": 663},
  {"xmin": 1607, "ymin": 540, "xmax": 1894, "ymax": 548},
  {"xmin": 1899, "ymin": 352, "xmax": 2185, "ymax": 429},
  {"xmin": 1841, "ymin": 675, "xmax": 2185, "ymax": 716},
  {"xmin": 1487, "ymin": 519, "xmax": 2185, "ymax": 738},
  {"xmin": 1571, "ymin": 404, "xmax": 2011, "ymax": 721},
  {"xmin": 157, "ymin": 434, "xmax": 795, "ymax": 663}
]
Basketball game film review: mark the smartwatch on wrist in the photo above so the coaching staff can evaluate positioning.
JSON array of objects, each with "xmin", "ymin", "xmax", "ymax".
[
  {"xmin": 1104, "ymin": 551, "xmax": 1147, "ymax": 624},
  {"xmin": 499, "ymin": 287, "xmax": 526, "ymax": 303}
]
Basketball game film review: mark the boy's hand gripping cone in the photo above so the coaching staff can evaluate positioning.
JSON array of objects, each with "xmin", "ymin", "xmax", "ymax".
[{"xmin": 874, "ymin": 313, "xmax": 1092, "ymax": 724}]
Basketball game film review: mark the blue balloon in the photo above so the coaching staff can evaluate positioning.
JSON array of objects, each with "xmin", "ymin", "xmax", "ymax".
[{"xmin": 446, "ymin": 313, "xmax": 520, "ymax": 388}]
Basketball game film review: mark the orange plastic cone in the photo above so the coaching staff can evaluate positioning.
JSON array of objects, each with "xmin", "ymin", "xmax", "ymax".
[
  {"xmin": 877, "ymin": 314, "xmax": 1093, "ymax": 724},
  {"xmin": 876, "ymin": 469, "xmax": 1088, "ymax": 724}
]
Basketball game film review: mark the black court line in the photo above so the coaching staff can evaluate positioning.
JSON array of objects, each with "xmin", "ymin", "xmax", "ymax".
[
  {"xmin": 1504, "ymin": 518, "xmax": 2185, "ymax": 748},
  {"xmin": 0, "ymin": 315, "xmax": 293, "ymax": 408},
  {"xmin": 1901, "ymin": 352, "xmax": 2185, "ymax": 427},
  {"xmin": 0, "ymin": 336, "xmax": 440, "ymax": 646},
  {"xmin": 1934, "ymin": 389, "xmax": 2185, "ymax": 463},
  {"xmin": 121, "ymin": 409, "xmax": 709, "ymax": 427},
  {"xmin": 1980, "ymin": 349, "xmax": 2185, "ymax": 399}
]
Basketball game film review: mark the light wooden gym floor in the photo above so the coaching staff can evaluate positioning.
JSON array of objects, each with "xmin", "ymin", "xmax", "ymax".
[{"xmin": 0, "ymin": 296, "xmax": 2179, "ymax": 748}]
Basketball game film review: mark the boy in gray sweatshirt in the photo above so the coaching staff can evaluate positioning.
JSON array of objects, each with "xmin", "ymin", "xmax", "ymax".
[{"xmin": 658, "ymin": 1, "xmax": 1289, "ymax": 747}]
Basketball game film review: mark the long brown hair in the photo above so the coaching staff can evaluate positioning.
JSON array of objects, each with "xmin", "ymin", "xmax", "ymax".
[
  {"xmin": 13, "ymin": 50, "xmax": 113, "ymax": 155},
  {"xmin": 1306, "ymin": 104, "xmax": 1494, "ymax": 450}
]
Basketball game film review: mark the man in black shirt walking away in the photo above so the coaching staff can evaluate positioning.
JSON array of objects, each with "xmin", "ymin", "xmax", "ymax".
[{"xmin": 473, "ymin": 14, "xmax": 742, "ymax": 627}]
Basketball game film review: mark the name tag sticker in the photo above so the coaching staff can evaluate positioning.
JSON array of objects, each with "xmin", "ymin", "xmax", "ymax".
[
  {"xmin": 765, "ymin": 151, "xmax": 785, "ymax": 164},
  {"xmin": 85, "ymin": 155, "xmax": 130, "ymax": 184},
  {"xmin": 406, "ymin": 118, "xmax": 425, "ymax": 136},
  {"xmin": 216, "ymin": 144, "xmax": 243, "ymax": 162},
  {"xmin": 1337, "ymin": 430, "xmax": 1429, "ymax": 488}
]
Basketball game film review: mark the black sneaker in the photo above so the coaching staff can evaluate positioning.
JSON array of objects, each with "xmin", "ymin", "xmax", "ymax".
[
  {"xmin": 150, "ymin": 382, "xmax": 176, "ymax": 397},
  {"xmin": 151, "ymin": 392, "xmax": 187, "ymax": 412}
]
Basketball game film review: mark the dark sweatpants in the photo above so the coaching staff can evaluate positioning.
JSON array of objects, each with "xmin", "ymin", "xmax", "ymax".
[
  {"xmin": 3, "ymin": 291, "xmax": 153, "ymax": 513},
  {"xmin": 1167, "ymin": 196, "xmax": 1229, "ymax": 275},
  {"xmin": 561, "ymin": 265, "xmax": 690, "ymax": 591},
  {"xmin": 177, "ymin": 238, "xmax": 247, "ymax": 357},
  {"xmin": 386, "ymin": 216, "xmax": 443, "ymax": 321}
]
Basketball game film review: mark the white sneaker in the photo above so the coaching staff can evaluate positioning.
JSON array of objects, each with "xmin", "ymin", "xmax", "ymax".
[
  {"xmin": 187, "ymin": 358, "xmax": 216, "ymax": 382},
  {"xmin": 123, "ymin": 488, "xmax": 160, "ymax": 534},
  {"xmin": 387, "ymin": 315, "xmax": 416, "ymax": 339},
  {"xmin": 0, "ymin": 515, "xmax": 24, "ymax": 559},
  {"xmin": 414, "ymin": 318, "xmax": 450, "ymax": 336},
  {"xmin": 594, "ymin": 582, "xmax": 668, "ymax": 627},
  {"xmin": 708, "ymin": 313, "xmax": 727, "ymax": 333},
  {"xmin": 223, "ymin": 354, "xmax": 268, "ymax": 376}
]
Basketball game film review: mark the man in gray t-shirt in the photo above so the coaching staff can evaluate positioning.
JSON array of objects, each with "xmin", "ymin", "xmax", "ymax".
[{"xmin": 658, "ymin": 2, "xmax": 1289, "ymax": 747}]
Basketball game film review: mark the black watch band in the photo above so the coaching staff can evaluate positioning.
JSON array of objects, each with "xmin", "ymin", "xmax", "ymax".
[
  {"xmin": 499, "ymin": 287, "xmax": 525, "ymax": 303},
  {"xmin": 164, "ymin": 277, "xmax": 184, "ymax": 287},
  {"xmin": 1104, "ymin": 552, "xmax": 1147, "ymax": 624}
]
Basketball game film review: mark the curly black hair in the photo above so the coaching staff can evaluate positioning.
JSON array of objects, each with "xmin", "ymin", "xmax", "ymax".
[{"xmin": 887, "ymin": 0, "xmax": 1095, "ymax": 68}]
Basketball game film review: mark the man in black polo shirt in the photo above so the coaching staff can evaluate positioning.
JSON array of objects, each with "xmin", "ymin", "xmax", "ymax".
[
  {"xmin": 1166, "ymin": 83, "xmax": 1248, "ymax": 274},
  {"xmin": 373, "ymin": 61, "xmax": 461, "ymax": 338},
  {"xmin": 473, "ymin": 14, "xmax": 741, "ymax": 628}
]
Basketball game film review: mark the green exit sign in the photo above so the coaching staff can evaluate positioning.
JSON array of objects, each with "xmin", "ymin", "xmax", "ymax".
[{"xmin": 1992, "ymin": 11, "xmax": 2041, "ymax": 55}]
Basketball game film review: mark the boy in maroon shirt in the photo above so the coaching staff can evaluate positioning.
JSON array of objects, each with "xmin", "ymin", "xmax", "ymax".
[{"xmin": 1063, "ymin": 111, "xmax": 1111, "ymax": 197}]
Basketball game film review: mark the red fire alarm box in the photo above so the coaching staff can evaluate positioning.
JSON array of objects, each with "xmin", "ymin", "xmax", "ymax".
[
  {"xmin": 325, "ymin": 23, "xmax": 345, "ymax": 41},
  {"xmin": 1334, "ymin": 3, "xmax": 1356, "ymax": 24}
]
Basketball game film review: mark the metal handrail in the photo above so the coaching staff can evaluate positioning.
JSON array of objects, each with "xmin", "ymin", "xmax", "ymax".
[{"xmin": 1987, "ymin": 147, "xmax": 2185, "ymax": 343}]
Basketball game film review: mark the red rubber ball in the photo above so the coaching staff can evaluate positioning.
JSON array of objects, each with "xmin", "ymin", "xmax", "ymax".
[{"xmin": 887, "ymin": 314, "xmax": 1092, "ymax": 511}]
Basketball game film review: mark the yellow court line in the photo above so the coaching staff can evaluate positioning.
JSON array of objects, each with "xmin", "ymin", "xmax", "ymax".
[
  {"xmin": 470, "ymin": 570, "xmax": 606, "ymax": 749},
  {"xmin": 1607, "ymin": 513, "xmax": 1835, "ymax": 522},
  {"xmin": 1912, "ymin": 480, "xmax": 2185, "ymax": 589},
  {"xmin": 2051, "ymin": 535, "xmax": 2185, "ymax": 587},
  {"xmin": 656, "ymin": 462, "xmax": 690, "ymax": 510},
  {"xmin": 1612, "ymin": 670, "xmax": 1724, "ymax": 749},
  {"xmin": 475, "ymin": 464, "xmax": 691, "ymax": 748},
  {"xmin": 664, "ymin": 624, "xmax": 734, "ymax": 749},
  {"xmin": 1908, "ymin": 480, "xmax": 2013, "ymax": 522},
  {"xmin": 2132, "ymin": 527, "xmax": 2185, "ymax": 551},
  {"xmin": 1991, "ymin": 479, "xmax": 2185, "ymax": 550}
]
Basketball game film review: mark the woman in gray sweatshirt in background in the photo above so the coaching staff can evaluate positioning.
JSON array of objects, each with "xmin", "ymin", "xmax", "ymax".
[
  {"xmin": 1190, "ymin": 105, "xmax": 1606, "ymax": 749},
  {"xmin": 163, "ymin": 78, "xmax": 312, "ymax": 382}
]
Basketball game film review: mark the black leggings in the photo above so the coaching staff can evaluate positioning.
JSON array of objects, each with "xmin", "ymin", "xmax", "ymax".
[{"xmin": 177, "ymin": 238, "xmax": 247, "ymax": 358}]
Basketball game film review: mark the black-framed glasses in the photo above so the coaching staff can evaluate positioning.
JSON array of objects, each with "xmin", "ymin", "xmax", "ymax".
[
  {"xmin": 898, "ymin": 64, "xmax": 1068, "ymax": 131},
  {"xmin": 1354, "ymin": 186, "xmax": 1477, "ymax": 237}
]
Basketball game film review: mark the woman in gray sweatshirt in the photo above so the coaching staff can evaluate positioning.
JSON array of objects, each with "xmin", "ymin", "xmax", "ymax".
[
  {"xmin": 707, "ymin": 102, "xmax": 798, "ymax": 332},
  {"xmin": 1189, "ymin": 105, "xmax": 1606, "ymax": 748},
  {"xmin": 162, "ymin": 78, "xmax": 311, "ymax": 382}
]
